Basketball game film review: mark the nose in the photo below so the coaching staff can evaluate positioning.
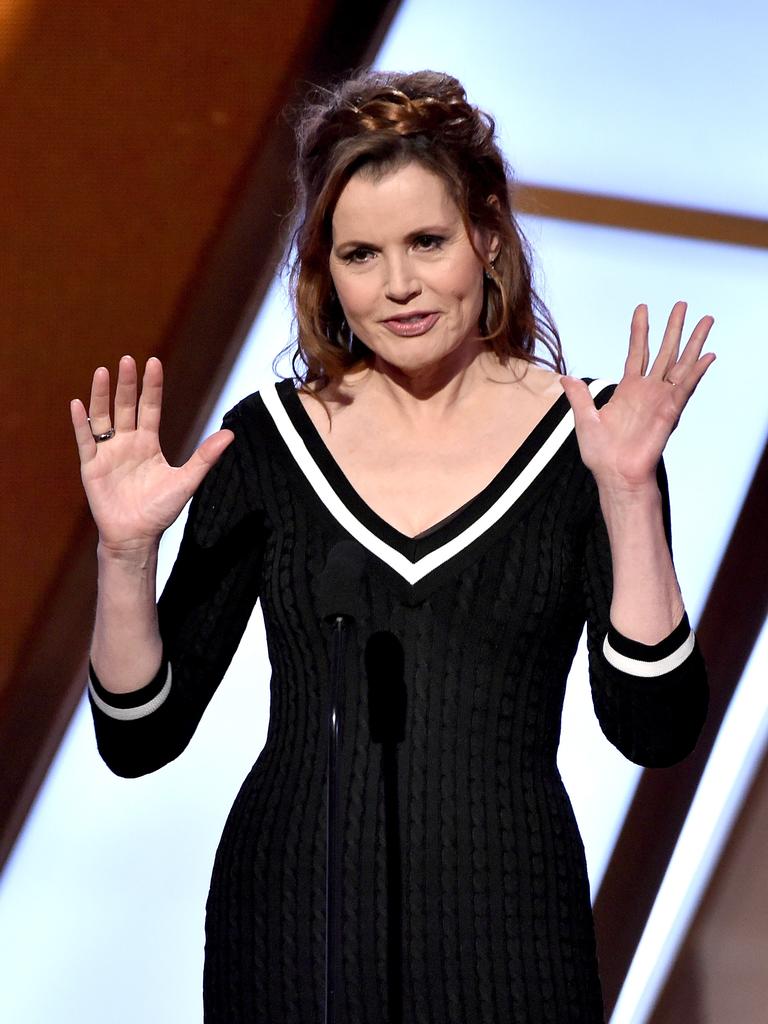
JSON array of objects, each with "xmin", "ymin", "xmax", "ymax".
[{"xmin": 384, "ymin": 254, "xmax": 421, "ymax": 304}]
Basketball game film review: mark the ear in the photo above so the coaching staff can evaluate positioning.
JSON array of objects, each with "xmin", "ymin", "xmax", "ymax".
[
  {"xmin": 471, "ymin": 227, "xmax": 500, "ymax": 269},
  {"xmin": 484, "ymin": 194, "xmax": 501, "ymax": 264},
  {"xmin": 487, "ymin": 232, "xmax": 501, "ymax": 265}
]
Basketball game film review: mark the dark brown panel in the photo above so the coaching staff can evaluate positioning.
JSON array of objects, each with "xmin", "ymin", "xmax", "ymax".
[
  {"xmin": 516, "ymin": 185, "xmax": 768, "ymax": 249},
  {"xmin": 593, "ymin": 434, "xmax": 768, "ymax": 1014},
  {"xmin": 0, "ymin": 0, "xmax": 326, "ymax": 691},
  {"xmin": 651, "ymin": 738, "xmax": 768, "ymax": 1023},
  {"xmin": 0, "ymin": 0, "xmax": 401, "ymax": 871}
]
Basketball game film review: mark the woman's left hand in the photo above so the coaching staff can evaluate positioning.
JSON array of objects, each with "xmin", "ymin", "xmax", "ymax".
[{"xmin": 560, "ymin": 301, "xmax": 715, "ymax": 495}]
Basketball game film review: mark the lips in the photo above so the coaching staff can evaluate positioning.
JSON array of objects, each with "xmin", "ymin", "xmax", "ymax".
[{"xmin": 381, "ymin": 312, "xmax": 440, "ymax": 337}]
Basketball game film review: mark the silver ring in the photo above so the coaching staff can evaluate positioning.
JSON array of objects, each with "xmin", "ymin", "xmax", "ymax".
[{"xmin": 92, "ymin": 427, "xmax": 116, "ymax": 443}]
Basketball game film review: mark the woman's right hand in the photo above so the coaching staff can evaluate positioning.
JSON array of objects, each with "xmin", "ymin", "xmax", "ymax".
[{"xmin": 70, "ymin": 355, "xmax": 234, "ymax": 555}]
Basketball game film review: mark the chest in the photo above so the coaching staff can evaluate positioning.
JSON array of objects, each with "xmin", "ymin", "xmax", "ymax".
[
  {"xmin": 309, "ymin": 413, "xmax": 536, "ymax": 538},
  {"xmin": 257, "ymin": 380, "xmax": 598, "ymax": 600}
]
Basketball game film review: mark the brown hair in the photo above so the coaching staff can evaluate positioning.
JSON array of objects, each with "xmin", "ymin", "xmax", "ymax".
[{"xmin": 282, "ymin": 69, "xmax": 564, "ymax": 385}]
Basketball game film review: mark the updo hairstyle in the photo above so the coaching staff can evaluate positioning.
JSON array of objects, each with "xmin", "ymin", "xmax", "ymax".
[{"xmin": 286, "ymin": 69, "xmax": 564, "ymax": 385}]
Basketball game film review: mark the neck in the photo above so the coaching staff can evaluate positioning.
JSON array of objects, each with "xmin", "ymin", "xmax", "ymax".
[{"xmin": 362, "ymin": 339, "xmax": 497, "ymax": 419}]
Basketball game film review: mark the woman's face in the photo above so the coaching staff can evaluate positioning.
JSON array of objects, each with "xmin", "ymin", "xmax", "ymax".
[{"xmin": 329, "ymin": 161, "xmax": 498, "ymax": 377}]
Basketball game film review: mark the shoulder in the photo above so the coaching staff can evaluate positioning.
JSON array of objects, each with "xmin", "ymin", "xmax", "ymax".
[
  {"xmin": 219, "ymin": 379, "xmax": 298, "ymax": 436},
  {"xmin": 514, "ymin": 362, "xmax": 564, "ymax": 399},
  {"xmin": 192, "ymin": 382, "xmax": 298, "ymax": 519},
  {"xmin": 223, "ymin": 380, "xmax": 283, "ymax": 420},
  {"xmin": 208, "ymin": 381, "xmax": 300, "ymax": 486}
]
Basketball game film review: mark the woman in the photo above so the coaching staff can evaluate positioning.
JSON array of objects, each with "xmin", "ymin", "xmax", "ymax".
[{"xmin": 71, "ymin": 70, "xmax": 713, "ymax": 1023}]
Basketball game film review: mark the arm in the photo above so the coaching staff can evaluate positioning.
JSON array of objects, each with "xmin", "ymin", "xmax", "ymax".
[
  {"xmin": 90, "ymin": 543, "xmax": 163, "ymax": 696},
  {"xmin": 563, "ymin": 302, "xmax": 715, "ymax": 765},
  {"xmin": 71, "ymin": 356, "xmax": 248, "ymax": 776},
  {"xmin": 598, "ymin": 471, "xmax": 683, "ymax": 644},
  {"xmin": 581, "ymin": 462, "xmax": 707, "ymax": 767},
  {"xmin": 88, "ymin": 419, "xmax": 266, "ymax": 777},
  {"xmin": 71, "ymin": 356, "xmax": 235, "ymax": 693}
]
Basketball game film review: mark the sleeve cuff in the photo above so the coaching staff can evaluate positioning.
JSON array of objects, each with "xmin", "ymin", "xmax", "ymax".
[
  {"xmin": 88, "ymin": 659, "xmax": 172, "ymax": 721},
  {"xmin": 602, "ymin": 613, "xmax": 696, "ymax": 678}
]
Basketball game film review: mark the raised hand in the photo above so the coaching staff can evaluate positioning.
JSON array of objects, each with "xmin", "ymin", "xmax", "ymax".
[
  {"xmin": 560, "ymin": 302, "xmax": 715, "ymax": 495},
  {"xmin": 70, "ymin": 356, "xmax": 234, "ymax": 553}
]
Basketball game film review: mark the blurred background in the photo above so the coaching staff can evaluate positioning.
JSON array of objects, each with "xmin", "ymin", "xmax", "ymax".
[{"xmin": 1, "ymin": 1, "xmax": 766, "ymax": 1020}]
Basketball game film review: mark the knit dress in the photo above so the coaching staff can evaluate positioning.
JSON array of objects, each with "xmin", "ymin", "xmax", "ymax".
[{"xmin": 88, "ymin": 377, "xmax": 708, "ymax": 1024}]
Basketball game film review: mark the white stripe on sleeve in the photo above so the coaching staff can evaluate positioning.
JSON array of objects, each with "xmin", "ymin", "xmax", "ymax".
[
  {"xmin": 602, "ymin": 630, "xmax": 696, "ymax": 678},
  {"xmin": 88, "ymin": 664, "xmax": 173, "ymax": 721}
]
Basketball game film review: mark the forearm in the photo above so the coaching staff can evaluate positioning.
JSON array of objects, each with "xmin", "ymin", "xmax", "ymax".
[
  {"xmin": 598, "ymin": 480, "xmax": 685, "ymax": 644},
  {"xmin": 90, "ymin": 541, "xmax": 164, "ymax": 693}
]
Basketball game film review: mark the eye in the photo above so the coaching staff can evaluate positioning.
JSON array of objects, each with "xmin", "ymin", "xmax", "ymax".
[
  {"xmin": 412, "ymin": 234, "xmax": 445, "ymax": 252},
  {"xmin": 342, "ymin": 247, "xmax": 375, "ymax": 264}
]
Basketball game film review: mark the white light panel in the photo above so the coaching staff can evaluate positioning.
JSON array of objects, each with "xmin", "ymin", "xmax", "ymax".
[
  {"xmin": 378, "ymin": 0, "xmax": 768, "ymax": 217},
  {"xmin": 611, "ymin": 616, "xmax": 768, "ymax": 1023}
]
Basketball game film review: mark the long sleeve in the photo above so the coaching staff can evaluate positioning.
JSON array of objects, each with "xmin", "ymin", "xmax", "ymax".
[
  {"xmin": 88, "ymin": 405, "xmax": 268, "ymax": 777},
  {"xmin": 581, "ymin": 458, "xmax": 708, "ymax": 768}
]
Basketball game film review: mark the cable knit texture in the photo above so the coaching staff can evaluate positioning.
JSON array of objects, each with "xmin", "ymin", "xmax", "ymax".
[{"xmin": 89, "ymin": 380, "xmax": 708, "ymax": 1023}]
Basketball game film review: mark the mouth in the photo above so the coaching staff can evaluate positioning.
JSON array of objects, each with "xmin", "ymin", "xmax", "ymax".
[{"xmin": 381, "ymin": 312, "xmax": 440, "ymax": 337}]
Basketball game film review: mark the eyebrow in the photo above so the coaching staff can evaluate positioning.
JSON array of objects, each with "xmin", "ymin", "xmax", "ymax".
[{"xmin": 333, "ymin": 224, "xmax": 454, "ymax": 251}]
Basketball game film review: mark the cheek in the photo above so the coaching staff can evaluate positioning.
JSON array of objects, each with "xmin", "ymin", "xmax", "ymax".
[
  {"xmin": 451, "ymin": 264, "xmax": 485, "ymax": 316},
  {"xmin": 332, "ymin": 274, "xmax": 373, "ymax": 322}
]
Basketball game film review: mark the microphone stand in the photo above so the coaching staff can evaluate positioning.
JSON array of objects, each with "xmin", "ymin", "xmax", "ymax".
[
  {"xmin": 325, "ymin": 613, "xmax": 347, "ymax": 1024},
  {"xmin": 317, "ymin": 539, "xmax": 366, "ymax": 1024}
]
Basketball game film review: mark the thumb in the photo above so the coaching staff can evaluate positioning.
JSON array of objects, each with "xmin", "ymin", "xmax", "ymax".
[
  {"xmin": 560, "ymin": 376, "xmax": 598, "ymax": 425},
  {"xmin": 196, "ymin": 428, "xmax": 235, "ymax": 467},
  {"xmin": 179, "ymin": 428, "xmax": 235, "ymax": 493}
]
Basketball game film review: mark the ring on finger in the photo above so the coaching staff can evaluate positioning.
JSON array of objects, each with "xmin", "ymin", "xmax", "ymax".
[
  {"xmin": 664, "ymin": 376, "xmax": 679, "ymax": 387},
  {"xmin": 88, "ymin": 418, "xmax": 116, "ymax": 443}
]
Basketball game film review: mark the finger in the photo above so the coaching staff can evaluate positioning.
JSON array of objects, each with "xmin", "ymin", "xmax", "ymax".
[
  {"xmin": 560, "ymin": 376, "xmax": 599, "ymax": 425},
  {"xmin": 675, "ymin": 315, "xmax": 715, "ymax": 376},
  {"xmin": 113, "ymin": 355, "xmax": 138, "ymax": 432},
  {"xmin": 675, "ymin": 351, "xmax": 717, "ymax": 403},
  {"xmin": 649, "ymin": 300, "xmax": 687, "ymax": 378},
  {"xmin": 623, "ymin": 304, "xmax": 649, "ymax": 377},
  {"xmin": 88, "ymin": 366, "xmax": 112, "ymax": 434},
  {"xmin": 70, "ymin": 397, "xmax": 97, "ymax": 461},
  {"xmin": 137, "ymin": 357, "xmax": 163, "ymax": 434},
  {"xmin": 177, "ymin": 429, "xmax": 235, "ymax": 494}
]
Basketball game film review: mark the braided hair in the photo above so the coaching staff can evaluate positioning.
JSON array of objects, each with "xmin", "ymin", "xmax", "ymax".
[{"xmin": 283, "ymin": 70, "xmax": 563, "ymax": 386}]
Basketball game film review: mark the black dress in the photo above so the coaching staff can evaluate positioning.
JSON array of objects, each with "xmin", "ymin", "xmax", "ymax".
[{"xmin": 88, "ymin": 378, "xmax": 708, "ymax": 1024}]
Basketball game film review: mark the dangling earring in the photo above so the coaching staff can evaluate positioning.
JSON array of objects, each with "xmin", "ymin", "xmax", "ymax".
[
  {"xmin": 335, "ymin": 316, "xmax": 350, "ymax": 349},
  {"xmin": 484, "ymin": 256, "xmax": 498, "ymax": 281}
]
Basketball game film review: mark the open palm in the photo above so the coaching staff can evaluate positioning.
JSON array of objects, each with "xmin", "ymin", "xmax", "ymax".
[
  {"xmin": 70, "ymin": 356, "xmax": 233, "ymax": 552},
  {"xmin": 561, "ymin": 302, "xmax": 715, "ymax": 492}
]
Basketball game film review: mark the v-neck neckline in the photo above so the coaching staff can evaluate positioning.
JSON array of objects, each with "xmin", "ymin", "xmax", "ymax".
[
  {"xmin": 283, "ymin": 378, "xmax": 571, "ymax": 537},
  {"xmin": 260, "ymin": 377, "xmax": 612, "ymax": 585}
]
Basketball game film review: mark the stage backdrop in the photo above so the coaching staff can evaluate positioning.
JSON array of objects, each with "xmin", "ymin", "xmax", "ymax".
[{"xmin": 1, "ymin": 1, "xmax": 766, "ymax": 1022}]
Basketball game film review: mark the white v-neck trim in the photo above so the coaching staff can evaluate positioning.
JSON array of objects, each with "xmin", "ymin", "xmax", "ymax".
[{"xmin": 260, "ymin": 379, "xmax": 612, "ymax": 585}]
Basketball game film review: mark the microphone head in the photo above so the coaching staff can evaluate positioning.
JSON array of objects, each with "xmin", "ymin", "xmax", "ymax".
[{"xmin": 316, "ymin": 540, "xmax": 367, "ymax": 621}]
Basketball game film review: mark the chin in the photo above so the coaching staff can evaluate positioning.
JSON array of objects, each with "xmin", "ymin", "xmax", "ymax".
[
  {"xmin": 381, "ymin": 337, "xmax": 477, "ymax": 375},
  {"xmin": 375, "ymin": 348, "xmax": 446, "ymax": 376}
]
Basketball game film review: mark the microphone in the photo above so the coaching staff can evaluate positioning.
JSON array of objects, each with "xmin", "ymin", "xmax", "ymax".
[
  {"xmin": 317, "ymin": 540, "xmax": 367, "ymax": 1024},
  {"xmin": 317, "ymin": 540, "xmax": 367, "ymax": 622}
]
